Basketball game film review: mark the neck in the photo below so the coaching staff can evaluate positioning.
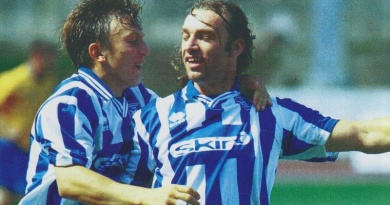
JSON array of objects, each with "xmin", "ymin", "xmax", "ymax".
[{"xmin": 91, "ymin": 66, "xmax": 124, "ymax": 98}]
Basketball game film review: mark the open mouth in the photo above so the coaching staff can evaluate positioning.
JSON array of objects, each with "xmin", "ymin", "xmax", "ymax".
[
  {"xmin": 186, "ymin": 57, "xmax": 205, "ymax": 68},
  {"xmin": 134, "ymin": 63, "xmax": 143, "ymax": 69}
]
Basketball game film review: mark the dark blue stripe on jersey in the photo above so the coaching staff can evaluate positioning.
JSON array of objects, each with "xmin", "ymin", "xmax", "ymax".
[
  {"xmin": 276, "ymin": 97, "xmax": 337, "ymax": 132},
  {"xmin": 206, "ymin": 162, "xmax": 222, "ymax": 205},
  {"xmin": 59, "ymin": 87, "xmax": 99, "ymax": 133},
  {"xmin": 57, "ymin": 103, "xmax": 88, "ymax": 166},
  {"xmin": 281, "ymin": 130, "xmax": 337, "ymax": 163},
  {"xmin": 120, "ymin": 115, "xmax": 133, "ymax": 148},
  {"xmin": 137, "ymin": 83, "xmax": 153, "ymax": 104},
  {"xmin": 236, "ymin": 106, "xmax": 254, "ymax": 205},
  {"xmin": 204, "ymin": 108, "xmax": 223, "ymax": 126},
  {"xmin": 282, "ymin": 129, "xmax": 313, "ymax": 156},
  {"xmin": 124, "ymin": 87, "xmax": 143, "ymax": 107},
  {"xmin": 46, "ymin": 181, "xmax": 61, "ymax": 204},
  {"xmin": 132, "ymin": 132, "xmax": 153, "ymax": 187},
  {"xmin": 259, "ymin": 107, "xmax": 276, "ymax": 205}
]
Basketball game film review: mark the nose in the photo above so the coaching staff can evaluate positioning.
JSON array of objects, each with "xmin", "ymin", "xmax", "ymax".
[
  {"xmin": 182, "ymin": 37, "xmax": 198, "ymax": 52},
  {"xmin": 139, "ymin": 40, "xmax": 150, "ymax": 56}
]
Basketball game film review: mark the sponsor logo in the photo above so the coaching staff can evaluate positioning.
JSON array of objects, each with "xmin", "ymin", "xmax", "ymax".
[
  {"xmin": 234, "ymin": 96, "xmax": 252, "ymax": 111},
  {"xmin": 169, "ymin": 112, "xmax": 186, "ymax": 128},
  {"xmin": 128, "ymin": 103, "xmax": 141, "ymax": 116},
  {"xmin": 94, "ymin": 154, "xmax": 130, "ymax": 170},
  {"xmin": 170, "ymin": 131, "xmax": 251, "ymax": 157}
]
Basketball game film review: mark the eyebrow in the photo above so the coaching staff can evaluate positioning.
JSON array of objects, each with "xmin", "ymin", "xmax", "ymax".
[
  {"xmin": 181, "ymin": 26, "xmax": 214, "ymax": 33},
  {"xmin": 119, "ymin": 27, "xmax": 145, "ymax": 39},
  {"xmin": 126, "ymin": 26, "xmax": 145, "ymax": 36}
]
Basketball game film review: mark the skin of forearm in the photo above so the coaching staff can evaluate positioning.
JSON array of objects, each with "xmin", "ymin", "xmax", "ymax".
[
  {"xmin": 55, "ymin": 166, "xmax": 147, "ymax": 205},
  {"xmin": 357, "ymin": 118, "xmax": 390, "ymax": 153},
  {"xmin": 327, "ymin": 119, "xmax": 390, "ymax": 153}
]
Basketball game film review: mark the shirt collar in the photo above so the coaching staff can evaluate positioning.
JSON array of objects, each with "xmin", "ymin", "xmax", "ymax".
[
  {"xmin": 183, "ymin": 80, "xmax": 240, "ymax": 102},
  {"xmin": 78, "ymin": 67, "xmax": 115, "ymax": 100}
]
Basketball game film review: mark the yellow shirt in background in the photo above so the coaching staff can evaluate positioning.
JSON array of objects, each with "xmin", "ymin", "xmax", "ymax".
[{"xmin": 0, "ymin": 63, "xmax": 57, "ymax": 151}]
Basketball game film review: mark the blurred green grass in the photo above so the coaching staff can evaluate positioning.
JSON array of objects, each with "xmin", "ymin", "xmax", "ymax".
[
  {"xmin": 13, "ymin": 181, "xmax": 388, "ymax": 205},
  {"xmin": 271, "ymin": 176, "xmax": 390, "ymax": 205}
]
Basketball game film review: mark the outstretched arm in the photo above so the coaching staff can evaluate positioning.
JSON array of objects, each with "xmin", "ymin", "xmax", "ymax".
[
  {"xmin": 326, "ymin": 118, "xmax": 390, "ymax": 154},
  {"xmin": 55, "ymin": 165, "xmax": 200, "ymax": 205},
  {"xmin": 238, "ymin": 74, "xmax": 272, "ymax": 111}
]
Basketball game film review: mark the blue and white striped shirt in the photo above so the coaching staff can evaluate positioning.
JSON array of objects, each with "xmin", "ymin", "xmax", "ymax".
[
  {"xmin": 20, "ymin": 67, "xmax": 157, "ymax": 205},
  {"xmin": 132, "ymin": 81, "xmax": 339, "ymax": 205}
]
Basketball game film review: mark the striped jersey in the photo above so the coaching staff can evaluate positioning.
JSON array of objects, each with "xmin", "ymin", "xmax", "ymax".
[
  {"xmin": 132, "ymin": 81, "xmax": 339, "ymax": 205},
  {"xmin": 20, "ymin": 67, "xmax": 157, "ymax": 205}
]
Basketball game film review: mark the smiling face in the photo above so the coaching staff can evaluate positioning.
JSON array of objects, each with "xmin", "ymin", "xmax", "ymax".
[
  {"xmin": 181, "ymin": 9, "xmax": 237, "ymax": 95},
  {"xmin": 100, "ymin": 17, "xmax": 149, "ymax": 95}
]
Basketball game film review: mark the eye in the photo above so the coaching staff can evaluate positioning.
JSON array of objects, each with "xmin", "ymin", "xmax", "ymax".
[
  {"xmin": 201, "ymin": 34, "xmax": 210, "ymax": 40},
  {"xmin": 126, "ymin": 34, "xmax": 142, "ymax": 45},
  {"xmin": 181, "ymin": 32, "xmax": 189, "ymax": 41},
  {"xmin": 198, "ymin": 32, "xmax": 215, "ymax": 42}
]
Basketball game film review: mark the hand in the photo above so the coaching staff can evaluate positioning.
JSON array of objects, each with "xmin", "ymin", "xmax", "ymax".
[
  {"xmin": 238, "ymin": 74, "xmax": 272, "ymax": 111},
  {"xmin": 141, "ymin": 184, "xmax": 200, "ymax": 205}
]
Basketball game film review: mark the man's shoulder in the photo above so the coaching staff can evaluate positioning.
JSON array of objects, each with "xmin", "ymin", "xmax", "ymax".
[
  {"xmin": 46, "ymin": 75, "xmax": 105, "ymax": 107},
  {"xmin": 142, "ymin": 93, "xmax": 174, "ymax": 109},
  {"xmin": 0, "ymin": 63, "xmax": 29, "ymax": 82},
  {"xmin": 137, "ymin": 91, "xmax": 179, "ymax": 117}
]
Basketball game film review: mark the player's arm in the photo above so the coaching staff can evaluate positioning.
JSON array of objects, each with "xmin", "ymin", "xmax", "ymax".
[
  {"xmin": 325, "ymin": 118, "xmax": 390, "ymax": 153},
  {"xmin": 55, "ymin": 165, "xmax": 200, "ymax": 205},
  {"xmin": 238, "ymin": 74, "xmax": 272, "ymax": 111}
]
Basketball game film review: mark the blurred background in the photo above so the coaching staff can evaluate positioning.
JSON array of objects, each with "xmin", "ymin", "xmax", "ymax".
[{"xmin": 1, "ymin": 0, "xmax": 390, "ymax": 204}]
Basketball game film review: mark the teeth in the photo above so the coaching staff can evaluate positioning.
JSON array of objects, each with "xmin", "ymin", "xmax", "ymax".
[{"xmin": 188, "ymin": 58, "xmax": 201, "ymax": 62}]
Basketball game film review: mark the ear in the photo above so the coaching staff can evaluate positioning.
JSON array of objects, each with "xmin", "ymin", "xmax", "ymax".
[
  {"xmin": 89, "ymin": 43, "xmax": 107, "ymax": 62},
  {"xmin": 231, "ymin": 39, "xmax": 245, "ymax": 58}
]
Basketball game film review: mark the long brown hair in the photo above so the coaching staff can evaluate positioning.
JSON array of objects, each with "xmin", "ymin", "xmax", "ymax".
[{"xmin": 172, "ymin": 0, "xmax": 255, "ymax": 88}]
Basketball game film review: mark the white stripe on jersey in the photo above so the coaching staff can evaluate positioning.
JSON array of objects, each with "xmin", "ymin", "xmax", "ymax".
[
  {"xmin": 220, "ymin": 159, "xmax": 239, "ymax": 205},
  {"xmin": 186, "ymin": 165, "xmax": 206, "ymax": 205},
  {"xmin": 249, "ymin": 106, "xmax": 262, "ymax": 204}
]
